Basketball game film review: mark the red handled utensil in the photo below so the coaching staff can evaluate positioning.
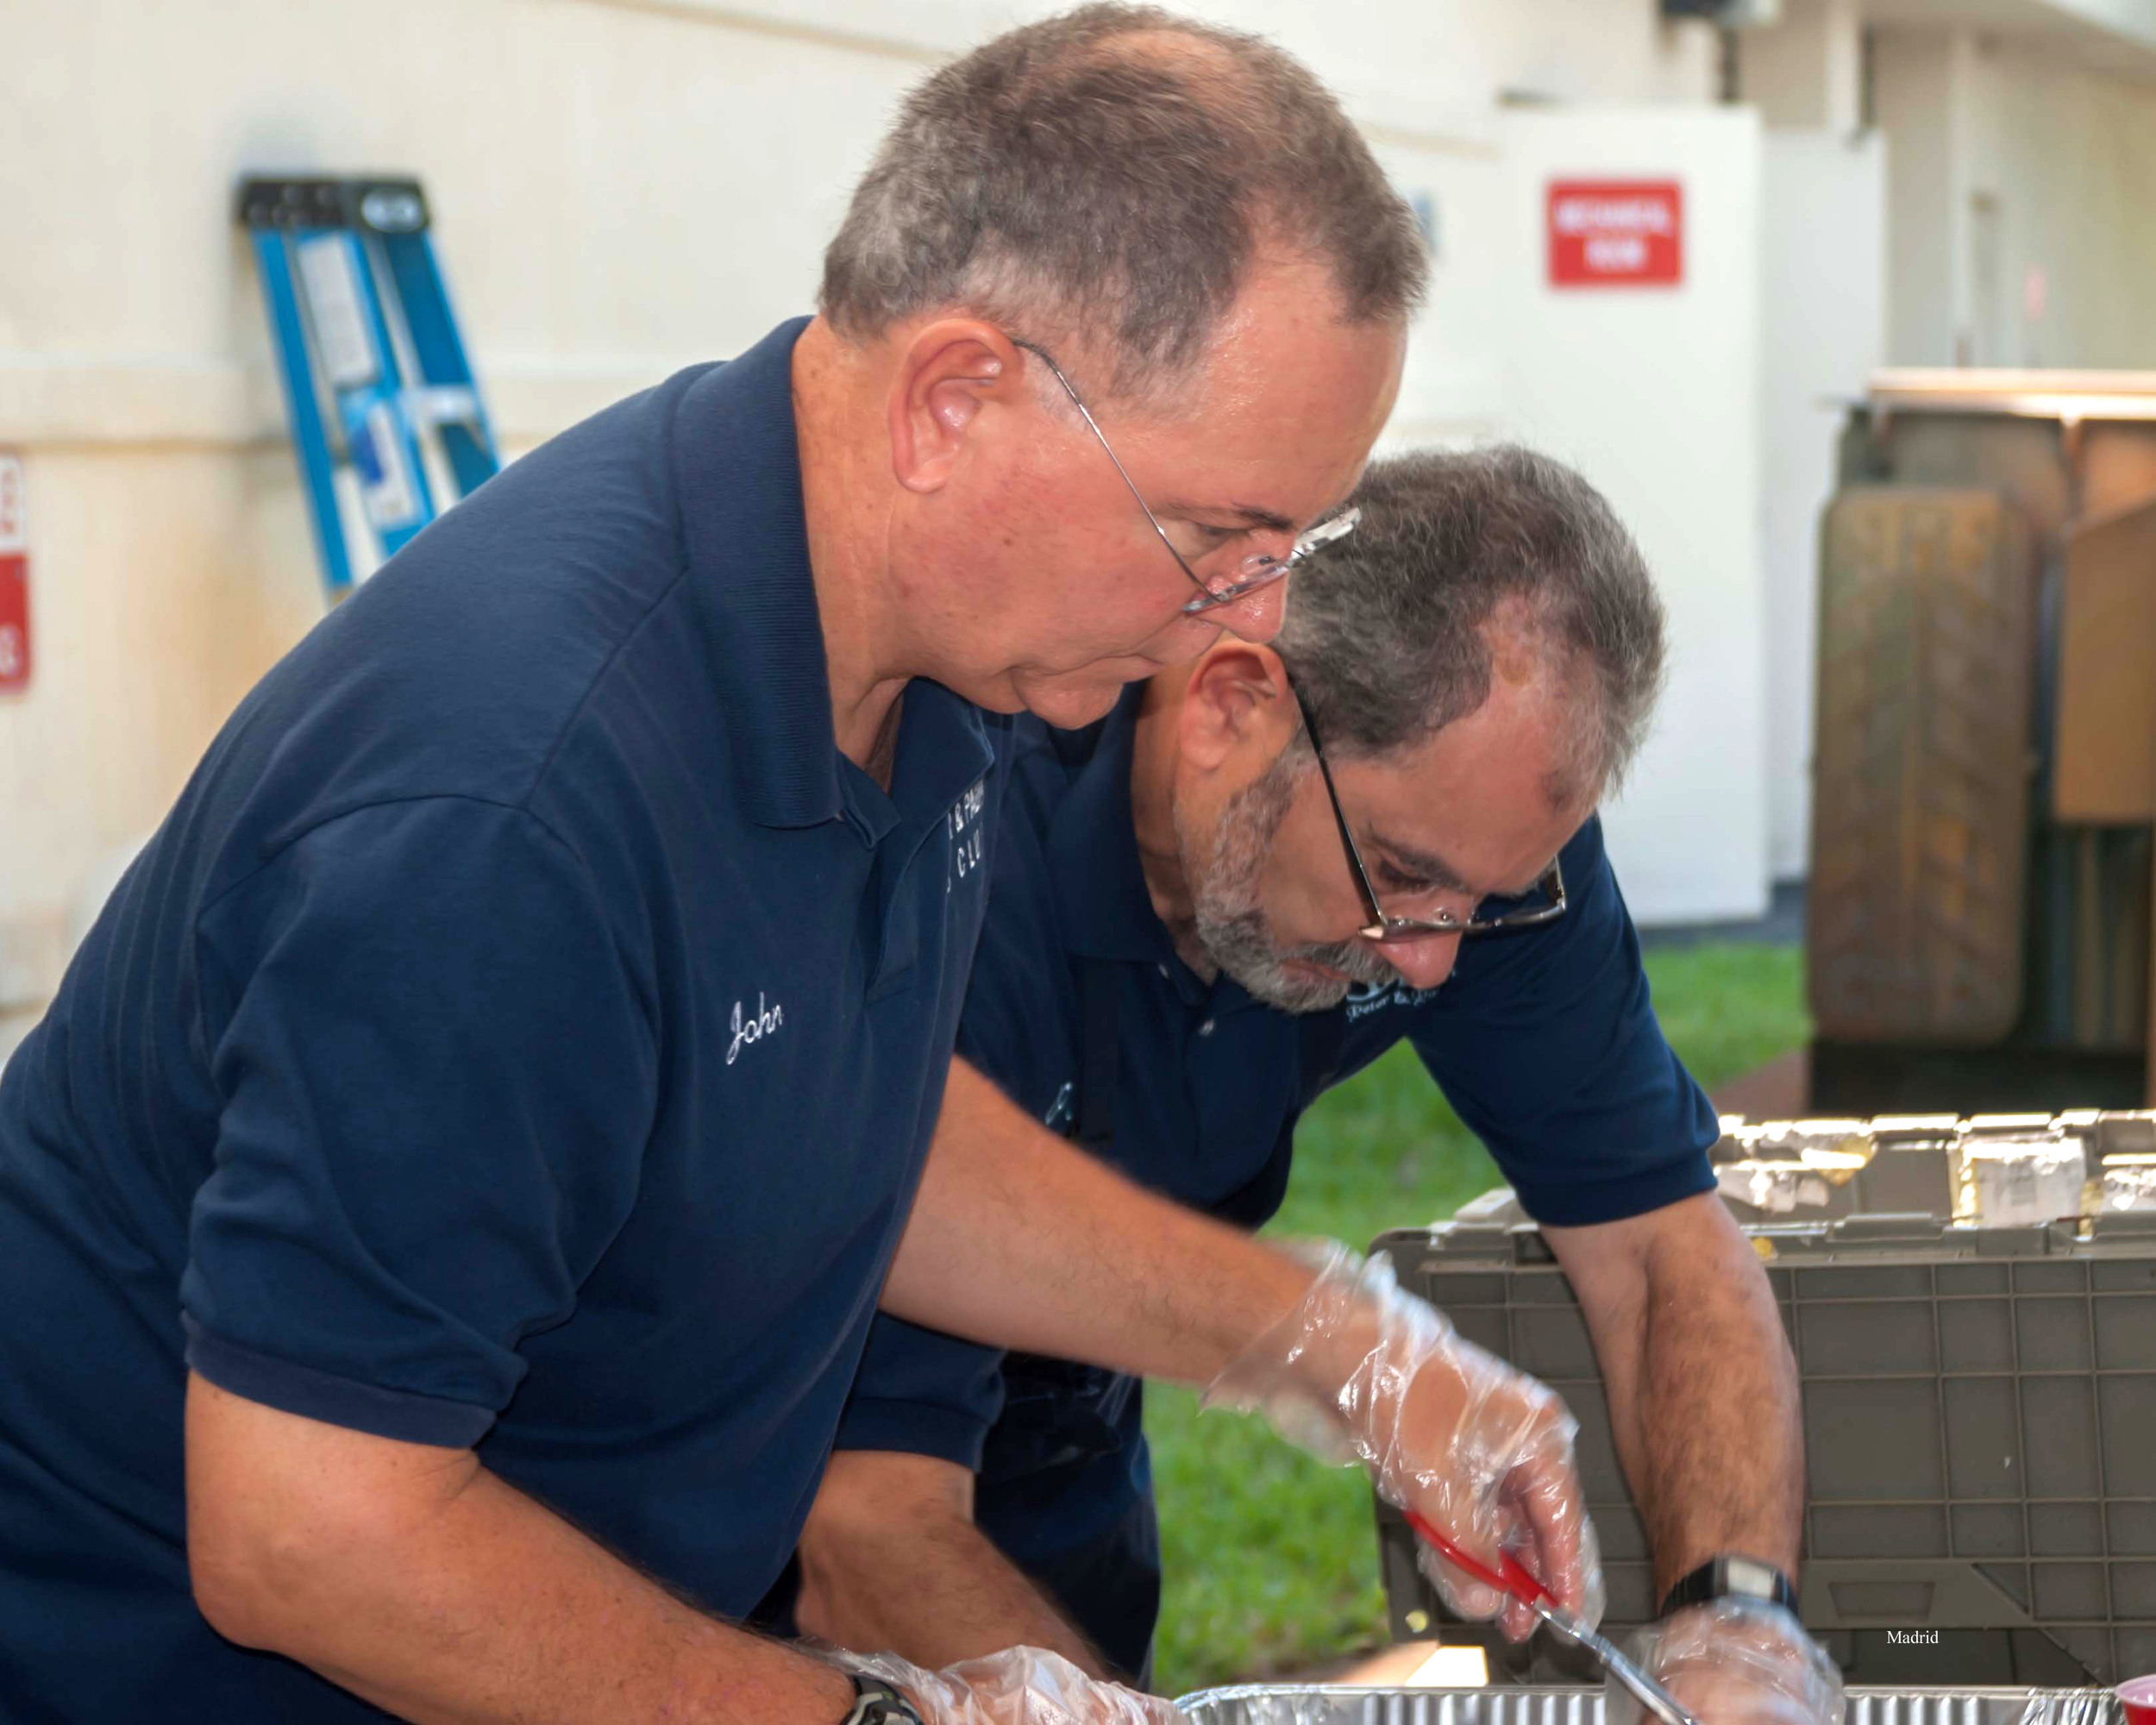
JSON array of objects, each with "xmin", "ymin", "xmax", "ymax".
[
  {"xmin": 1403, "ymin": 1509, "xmax": 1555, "ymax": 1608},
  {"xmin": 1402, "ymin": 1509, "xmax": 1704, "ymax": 1725}
]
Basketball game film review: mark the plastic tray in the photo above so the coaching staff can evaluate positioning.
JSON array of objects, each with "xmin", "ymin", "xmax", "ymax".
[
  {"xmin": 1372, "ymin": 1214, "xmax": 2156, "ymax": 1686},
  {"xmin": 1175, "ymin": 1687, "xmax": 2123, "ymax": 1725}
]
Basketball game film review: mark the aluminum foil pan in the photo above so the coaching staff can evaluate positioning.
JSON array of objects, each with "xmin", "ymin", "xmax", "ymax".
[{"xmin": 1173, "ymin": 1688, "xmax": 2123, "ymax": 1725}]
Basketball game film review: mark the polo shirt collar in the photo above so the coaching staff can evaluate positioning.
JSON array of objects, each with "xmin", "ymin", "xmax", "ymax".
[
  {"xmin": 888, "ymin": 681, "xmax": 995, "ymax": 831},
  {"xmin": 1048, "ymin": 686, "xmax": 1176, "ymax": 968},
  {"xmin": 864, "ymin": 679, "xmax": 996, "ymax": 994},
  {"xmin": 674, "ymin": 316, "xmax": 841, "ymax": 831},
  {"xmin": 845, "ymin": 678, "xmax": 996, "ymax": 859}
]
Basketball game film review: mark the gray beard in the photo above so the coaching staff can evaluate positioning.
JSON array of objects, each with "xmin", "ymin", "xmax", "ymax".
[{"xmin": 1173, "ymin": 755, "xmax": 1397, "ymax": 1013}]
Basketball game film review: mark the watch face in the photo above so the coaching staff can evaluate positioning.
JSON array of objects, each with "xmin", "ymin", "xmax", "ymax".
[{"xmin": 1723, "ymin": 1556, "xmax": 1781, "ymax": 1598}]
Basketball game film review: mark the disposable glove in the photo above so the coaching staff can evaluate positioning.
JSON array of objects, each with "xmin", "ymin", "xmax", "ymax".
[
  {"xmin": 1611, "ymin": 1598, "xmax": 1844, "ymax": 1725},
  {"xmin": 839, "ymin": 1646, "xmax": 1179, "ymax": 1725},
  {"xmin": 1203, "ymin": 1241, "xmax": 1601, "ymax": 1642}
]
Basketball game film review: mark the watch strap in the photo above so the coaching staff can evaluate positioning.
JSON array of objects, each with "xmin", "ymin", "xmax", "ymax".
[
  {"xmin": 1658, "ymin": 1554, "xmax": 1800, "ymax": 1622},
  {"xmin": 844, "ymin": 1674, "xmax": 926, "ymax": 1725}
]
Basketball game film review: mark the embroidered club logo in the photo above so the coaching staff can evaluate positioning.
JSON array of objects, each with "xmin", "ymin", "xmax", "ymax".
[
  {"xmin": 1343, "ymin": 980, "xmax": 1446, "ymax": 1023},
  {"xmin": 947, "ymin": 776, "xmax": 987, "ymax": 894}
]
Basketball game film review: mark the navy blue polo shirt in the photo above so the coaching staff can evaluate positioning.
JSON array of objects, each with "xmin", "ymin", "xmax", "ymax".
[
  {"xmin": 829, "ymin": 687, "xmax": 1714, "ymax": 1672},
  {"xmin": 0, "ymin": 318, "xmax": 1001, "ymax": 1721}
]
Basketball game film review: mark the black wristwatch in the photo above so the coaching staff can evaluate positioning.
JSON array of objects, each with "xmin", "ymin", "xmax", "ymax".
[
  {"xmin": 1659, "ymin": 1554, "xmax": 1801, "ymax": 1622},
  {"xmin": 843, "ymin": 1675, "xmax": 926, "ymax": 1725}
]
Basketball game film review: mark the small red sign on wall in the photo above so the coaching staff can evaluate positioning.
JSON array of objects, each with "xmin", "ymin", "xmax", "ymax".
[
  {"xmin": 0, "ymin": 453, "xmax": 29, "ymax": 693},
  {"xmin": 1547, "ymin": 180, "xmax": 1683, "ymax": 287}
]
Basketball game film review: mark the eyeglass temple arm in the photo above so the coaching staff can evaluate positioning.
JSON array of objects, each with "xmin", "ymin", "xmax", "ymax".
[
  {"xmin": 1009, "ymin": 339, "xmax": 1216, "ymax": 604},
  {"xmin": 1291, "ymin": 685, "xmax": 1390, "ymax": 937}
]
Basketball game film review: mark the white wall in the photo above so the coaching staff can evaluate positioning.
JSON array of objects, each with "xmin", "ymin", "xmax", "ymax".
[
  {"xmin": 1873, "ymin": 24, "xmax": 2156, "ymax": 367},
  {"xmin": 1496, "ymin": 107, "xmax": 1771, "ymax": 925},
  {"xmin": 1736, "ymin": 4, "xmax": 1889, "ymax": 886},
  {"xmin": 673, "ymin": 0, "xmax": 1719, "ymax": 119},
  {"xmin": 1975, "ymin": 41, "xmax": 2156, "ymax": 366},
  {"xmin": 1370, "ymin": 137, "xmax": 1511, "ymax": 449},
  {"xmin": 1758, "ymin": 129, "xmax": 1886, "ymax": 881},
  {"xmin": 0, "ymin": 0, "xmax": 1725, "ymax": 1046},
  {"xmin": 1875, "ymin": 28, "xmax": 1966, "ymax": 364}
]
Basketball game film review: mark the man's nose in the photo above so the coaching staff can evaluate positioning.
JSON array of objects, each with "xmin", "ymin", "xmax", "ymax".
[
  {"xmin": 1379, "ymin": 932, "xmax": 1461, "ymax": 992},
  {"xmin": 1212, "ymin": 573, "xmax": 1288, "ymax": 646}
]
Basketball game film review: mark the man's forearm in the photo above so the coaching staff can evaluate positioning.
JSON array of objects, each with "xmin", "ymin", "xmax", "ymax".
[
  {"xmin": 796, "ymin": 1453, "xmax": 1103, "ymax": 1678},
  {"xmin": 187, "ymin": 1373, "xmax": 856, "ymax": 1725},
  {"xmin": 1549, "ymin": 1193, "xmax": 1804, "ymax": 1592},
  {"xmin": 883, "ymin": 1059, "xmax": 1314, "ymax": 1384},
  {"xmin": 1634, "ymin": 1224, "xmax": 1805, "ymax": 1585}
]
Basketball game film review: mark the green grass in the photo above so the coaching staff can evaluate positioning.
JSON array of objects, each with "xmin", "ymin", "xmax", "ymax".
[{"xmin": 1146, "ymin": 940, "xmax": 1809, "ymax": 1697}]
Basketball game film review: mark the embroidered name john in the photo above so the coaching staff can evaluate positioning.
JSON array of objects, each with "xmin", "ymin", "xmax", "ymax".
[{"xmin": 726, "ymin": 994, "xmax": 784, "ymax": 1065}]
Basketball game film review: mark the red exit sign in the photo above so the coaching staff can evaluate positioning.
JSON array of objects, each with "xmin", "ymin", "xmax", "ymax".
[{"xmin": 1547, "ymin": 180, "xmax": 1683, "ymax": 287}]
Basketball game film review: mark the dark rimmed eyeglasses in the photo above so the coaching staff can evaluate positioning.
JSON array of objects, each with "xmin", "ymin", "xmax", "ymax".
[
  {"xmin": 1011, "ymin": 338, "xmax": 1360, "ymax": 616},
  {"xmin": 1289, "ymin": 681, "xmax": 1569, "ymax": 944}
]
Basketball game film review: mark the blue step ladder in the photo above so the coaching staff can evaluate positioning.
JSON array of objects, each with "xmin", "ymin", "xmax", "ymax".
[{"xmin": 239, "ymin": 175, "xmax": 499, "ymax": 597}]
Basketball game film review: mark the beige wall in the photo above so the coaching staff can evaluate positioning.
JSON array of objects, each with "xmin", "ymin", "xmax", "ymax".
[
  {"xmin": 0, "ymin": 0, "xmax": 1717, "ymax": 1048},
  {"xmin": 1874, "ymin": 24, "xmax": 2156, "ymax": 367},
  {"xmin": 1875, "ymin": 28, "xmax": 1965, "ymax": 365},
  {"xmin": 1743, "ymin": 0, "xmax": 1865, "ymax": 131},
  {"xmin": 1976, "ymin": 42, "xmax": 2156, "ymax": 366},
  {"xmin": 1757, "ymin": 129, "xmax": 1888, "ymax": 881}
]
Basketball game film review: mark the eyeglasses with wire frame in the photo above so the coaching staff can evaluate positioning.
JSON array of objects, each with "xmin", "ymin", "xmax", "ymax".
[
  {"xmin": 1290, "ymin": 681, "xmax": 1569, "ymax": 944},
  {"xmin": 1012, "ymin": 338, "xmax": 1361, "ymax": 616}
]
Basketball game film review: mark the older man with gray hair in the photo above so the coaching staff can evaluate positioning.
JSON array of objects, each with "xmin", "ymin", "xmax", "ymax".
[
  {"xmin": 0, "ymin": 9, "xmax": 1626, "ymax": 1725},
  {"xmin": 788, "ymin": 448, "xmax": 1845, "ymax": 1725}
]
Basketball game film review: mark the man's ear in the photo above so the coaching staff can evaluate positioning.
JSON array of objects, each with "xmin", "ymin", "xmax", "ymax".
[
  {"xmin": 1179, "ymin": 643, "xmax": 1296, "ymax": 772},
  {"xmin": 887, "ymin": 321, "xmax": 1023, "ymax": 494}
]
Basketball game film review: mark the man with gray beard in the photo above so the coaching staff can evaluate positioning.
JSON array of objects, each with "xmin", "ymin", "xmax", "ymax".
[{"xmin": 780, "ymin": 448, "xmax": 1841, "ymax": 1725}]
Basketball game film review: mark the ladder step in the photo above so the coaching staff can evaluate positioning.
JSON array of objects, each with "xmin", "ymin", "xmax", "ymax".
[
  {"xmin": 239, "ymin": 173, "xmax": 499, "ymax": 596},
  {"xmin": 409, "ymin": 386, "xmax": 485, "ymax": 426}
]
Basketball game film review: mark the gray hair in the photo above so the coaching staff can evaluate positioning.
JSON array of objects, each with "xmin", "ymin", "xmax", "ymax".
[
  {"xmin": 820, "ymin": 4, "xmax": 1426, "ymax": 394},
  {"xmin": 1277, "ymin": 446, "xmax": 1668, "ymax": 802}
]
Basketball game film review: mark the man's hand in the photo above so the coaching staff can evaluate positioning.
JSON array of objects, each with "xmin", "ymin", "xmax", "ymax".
[
  {"xmin": 1616, "ymin": 1600, "xmax": 1843, "ymax": 1725},
  {"xmin": 843, "ymin": 1646, "xmax": 1176, "ymax": 1725},
  {"xmin": 796, "ymin": 1452, "xmax": 1103, "ymax": 1677},
  {"xmin": 1203, "ymin": 1245, "xmax": 1601, "ymax": 1642}
]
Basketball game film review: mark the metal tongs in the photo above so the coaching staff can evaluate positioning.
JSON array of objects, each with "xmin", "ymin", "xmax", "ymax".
[{"xmin": 1404, "ymin": 1509, "xmax": 1706, "ymax": 1725}]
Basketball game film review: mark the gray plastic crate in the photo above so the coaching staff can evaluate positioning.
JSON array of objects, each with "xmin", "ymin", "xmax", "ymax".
[
  {"xmin": 1175, "ymin": 1687, "xmax": 2122, "ymax": 1725},
  {"xmin": 1371, "ymin": 1214, "xmax": 2156, "ymax": 1687}
]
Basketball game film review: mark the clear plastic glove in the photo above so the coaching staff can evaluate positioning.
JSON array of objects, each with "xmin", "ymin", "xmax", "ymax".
[
  {"xmin": 1612, "ymin": 1599, "xmax": 1844, "ymax": 1725},
  {"xmin": 1202, "ymin": 1241, "xmax": 1601, "ymax": 1642},
  {"xmin": 838, "ymin": 1646, "xmax": 1179, "ymax": 1725}
]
